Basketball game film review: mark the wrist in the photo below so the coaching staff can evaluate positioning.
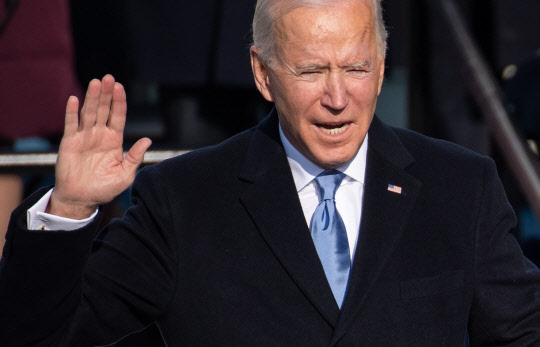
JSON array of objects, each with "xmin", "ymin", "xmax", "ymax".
[{"xmin": 47, "ymin": 191, "xmax": 98, "ymax": 220}]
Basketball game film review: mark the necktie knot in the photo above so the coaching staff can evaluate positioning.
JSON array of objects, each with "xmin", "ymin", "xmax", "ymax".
[{"xmin": 315, "ymin": 170, "xmax": 345, "ymax": 201}]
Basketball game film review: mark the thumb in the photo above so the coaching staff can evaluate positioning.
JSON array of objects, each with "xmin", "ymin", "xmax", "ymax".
[{"xmin": 123, "ymin": 137, "xmax": 152, "ymax": 173}]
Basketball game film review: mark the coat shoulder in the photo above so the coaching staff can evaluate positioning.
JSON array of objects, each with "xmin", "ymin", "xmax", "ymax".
[
  {"xmin": 393, "ymin": 126, "xmax": 488, "ymax": 163},
  {"xmin": 135, "ymin": 127, "xmax": 257, "ymax": 187},
  {"xmin": 391, "ymin": 126, "xmax": 494, "ymax": 174},
  {"xmin": 386, "ymin": 126, "xmax": 499, "ymax": 191}
]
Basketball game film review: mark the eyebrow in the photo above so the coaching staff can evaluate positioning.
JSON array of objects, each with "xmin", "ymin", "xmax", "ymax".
[
  {"xmin": 346, "ymin": 60, "xmax": 372, "ymax": 70},
  {"xmin": 294, "ymin": 60, "xmax": 373, "ymax": 72},
  {"xmin": 294, "ymin": 63, "xmax": 329, "ymax": 71}
]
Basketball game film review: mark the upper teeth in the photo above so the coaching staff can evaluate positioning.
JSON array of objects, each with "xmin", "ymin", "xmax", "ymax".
[{"xmin": 319, "ymin": 123, "xmax": 349, "ymax": 135}]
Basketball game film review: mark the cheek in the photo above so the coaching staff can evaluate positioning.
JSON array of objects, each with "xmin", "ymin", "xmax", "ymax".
[
  {"xmin": 278, "ymin": 83, "xmax": 322, "ymax": 115},
  {"xmin": 293, "ymin": 87, "xmax": 322, "ymax": 111},
  {"xmin": 349, "ymin": 78, "xmax": 381, "ymax": 104}
]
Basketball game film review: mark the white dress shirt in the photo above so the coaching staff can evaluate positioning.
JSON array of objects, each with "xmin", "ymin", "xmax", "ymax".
[
  {"xmin": 279, "ymin": 126, "xmax": 367, "ymax": 261},
  {"xmin": 27, "ymin": 124, "xmax": 368, "ymax": 260},
  {"xmin": 27, "ymin": 189, "xmax": 97, "ymax": 231}
]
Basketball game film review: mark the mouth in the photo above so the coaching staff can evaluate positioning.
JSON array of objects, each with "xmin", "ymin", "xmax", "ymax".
[{"xmin": 316, "ymin": 122, "xmax": 351, "ymax": 135}]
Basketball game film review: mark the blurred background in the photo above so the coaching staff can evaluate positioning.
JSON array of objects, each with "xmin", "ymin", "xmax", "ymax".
[{"xmin": 1, "ymin": 0, "xmax": 540, "ymax": 345}]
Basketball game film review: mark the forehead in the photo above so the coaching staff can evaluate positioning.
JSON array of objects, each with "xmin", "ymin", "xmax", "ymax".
[{"xmin": 274, "ymin": 1, "xmax": 376, "ymax": 53}]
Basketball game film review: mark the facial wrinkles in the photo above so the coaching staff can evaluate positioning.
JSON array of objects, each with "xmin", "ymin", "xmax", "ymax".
[
  {"xmin": 270, "ymin": 8, "xmax": 381, "ymax": 112},
  {"xmin": 262, "ymin": 1, "xmax": 384, "ymax": 170},
  {"xmin": 277, "ymin": 8, "xmax": 377, "ymax": 76}
]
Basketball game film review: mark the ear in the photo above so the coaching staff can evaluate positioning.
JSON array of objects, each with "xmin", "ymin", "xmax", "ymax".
[
  {"xmin": 376, "ymin": 59, "xmax": 385, "ymax": 96},
  {"xmin": 250, "ymin": 47, "xmax": 274, "ymax": 102}
]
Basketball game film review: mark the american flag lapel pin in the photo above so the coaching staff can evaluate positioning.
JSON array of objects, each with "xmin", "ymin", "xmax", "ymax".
[{"xmin": 387, "ymin": 184, "xmax": 402, "ymax": 195}]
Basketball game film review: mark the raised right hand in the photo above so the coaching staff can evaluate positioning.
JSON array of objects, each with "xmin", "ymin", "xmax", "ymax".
[{"xmin": 48, "ymin": 75, "xmax": 152, "ymax": 219}]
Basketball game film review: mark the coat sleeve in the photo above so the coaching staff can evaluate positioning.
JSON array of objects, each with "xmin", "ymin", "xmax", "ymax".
[
  {"xmin": 0, "ymin": 165, "xmax": 178, "ymax": 346},
  {"xmin": 468, "ymin": 158, "xmax": 540, "ymax": 346}
]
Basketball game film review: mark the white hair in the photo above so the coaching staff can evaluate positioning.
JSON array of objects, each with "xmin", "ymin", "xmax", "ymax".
[{"xmin": 252, "ymin": 0, "xmax": 388, "ymax": 65}]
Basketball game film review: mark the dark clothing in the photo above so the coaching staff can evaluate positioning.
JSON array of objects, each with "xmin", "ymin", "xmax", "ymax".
[
  {"xmin": 504, "ymin": 53, "xmax": 540, "ymax": 143},
  {"xmin": 0, "ymin": 0, "xmax": 80, "ymax": 141},
  {"xmin": 125, "ymin": 0, "xmax": 255, "ymax": 86},
  {"xmin": 1, "ymin": 112, "xmax": 539, "ymax": 346}
]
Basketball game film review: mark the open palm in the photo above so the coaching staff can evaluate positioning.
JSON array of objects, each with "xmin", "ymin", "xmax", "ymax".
[{"xmin": 50, "ymin": 75, "xmax": 152, "ymax": 219}]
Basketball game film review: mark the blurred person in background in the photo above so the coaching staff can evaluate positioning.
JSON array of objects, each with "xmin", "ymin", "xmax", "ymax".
[{"xmin": 0, "ymin": 0, "xmax": 81, "ymax": 250}]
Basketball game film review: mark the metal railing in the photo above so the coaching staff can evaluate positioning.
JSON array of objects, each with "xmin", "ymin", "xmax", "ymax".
[
  {"xmin": 0, "ymin": 150, "xmax": 189, "ymax": 173},
  {"xmin": 435, "ymin": 0, "xmax": 540, "ymax": 220}
]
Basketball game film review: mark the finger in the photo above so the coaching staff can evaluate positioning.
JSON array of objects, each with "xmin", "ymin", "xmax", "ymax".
[
  {"xmin": 64, "ymin": 96, "xmax": 79, "ymax": 136},
  {"xmin": 108, "ymin": 82, "xmax": 127, "ymax": 133},
  {"xmin": 96, "ymin": 74, "xmax": 116, "ymax": 126},
  {"xmin": 123, "ymin": 137, "xmax": 152, "ymax": 174},
  {"xmin": 80, "ymin": 79, "xmax": 101, "ymax": 130}
]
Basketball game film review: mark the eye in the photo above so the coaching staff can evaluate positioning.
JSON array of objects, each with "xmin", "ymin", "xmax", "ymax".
[
  {"xmin": 347, "ymin": 68, "xmax": 371, "ymax": 78},
  {"xmin": 298, "ymin": 70, "xmax": 322, "ymax": 81}
]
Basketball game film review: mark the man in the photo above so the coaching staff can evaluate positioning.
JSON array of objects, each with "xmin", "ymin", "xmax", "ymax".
[{"xmin": 1, "ymin": 0, "xmax": 539, "ymax": 345}]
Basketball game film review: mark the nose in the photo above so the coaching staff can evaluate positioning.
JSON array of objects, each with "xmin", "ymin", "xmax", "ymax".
[{"xmin": 321, "ymin": 72, "xmax": 349, "ymax": 111}]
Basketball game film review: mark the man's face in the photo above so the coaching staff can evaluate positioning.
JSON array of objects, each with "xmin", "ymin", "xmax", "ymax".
[{"xmin": 251, "ymin": 0, "xmax": 385, "ymax": 169}]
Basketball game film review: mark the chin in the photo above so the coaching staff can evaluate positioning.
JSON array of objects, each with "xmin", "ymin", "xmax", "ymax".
[{"xmin": 312, "ymin": 153, "xmax": 353, "ymax": 170}]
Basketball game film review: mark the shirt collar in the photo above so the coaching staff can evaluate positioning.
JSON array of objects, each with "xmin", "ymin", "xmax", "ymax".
[{"xmin": 279, "ymin": 124, "xmax": 368, "ymax": 192}]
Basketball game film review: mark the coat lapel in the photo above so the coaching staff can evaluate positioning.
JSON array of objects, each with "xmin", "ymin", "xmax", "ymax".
[
  {"xmin": 238, "ymin": 110, "xmax": 340, "ymax": 327},
  {"xmin": 331, "ymin": 117, "xmax": 423, "ymax": 345}
]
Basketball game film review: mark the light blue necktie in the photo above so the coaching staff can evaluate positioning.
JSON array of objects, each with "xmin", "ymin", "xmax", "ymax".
[{"xmin": 311, "ymin": 170, "xmax": 351, "ymax": 308}]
